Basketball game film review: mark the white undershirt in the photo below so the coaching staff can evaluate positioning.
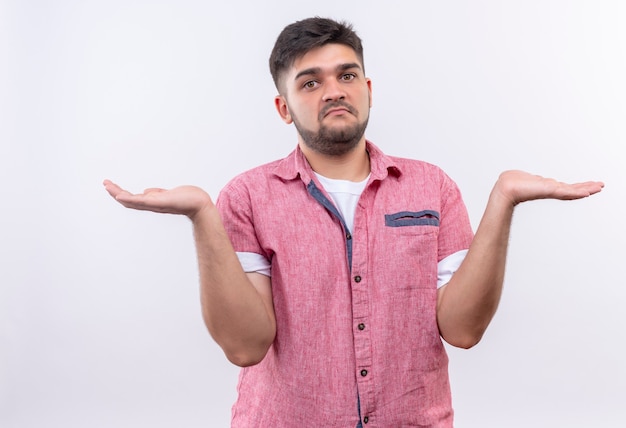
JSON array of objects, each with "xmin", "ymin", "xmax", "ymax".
[
  {"xmin": 237, "ymin": 174, "xmax": 467, "ymax": 288},
  {"xmin": 315, "ymin": 172, "xmax": 369, "ymax": 233}
]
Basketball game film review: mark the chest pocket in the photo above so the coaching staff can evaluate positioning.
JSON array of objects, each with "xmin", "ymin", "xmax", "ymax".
[{"xmin": 384, "ymin": 210, "xmax": 440, "ymax": 227}]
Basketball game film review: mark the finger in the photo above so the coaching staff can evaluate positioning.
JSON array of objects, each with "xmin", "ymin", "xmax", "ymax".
[
  {"xmin": 103, "ymin": 180, "xmax": 177, "ymax": 213},
  {"xmin": 102, "ymin": 181, "xmax": 145, "ymax": 205},
  {"xmin": 555, "ymin": 181, "xmax": 604, "ymax": 200},
  {"xmin": 103, "ymin": 179, "xmax": 130, "ymax": 199},
  {"xmin": 590, "ymin": 181, "xmax": 605, "ymax": 195},
  {"xmin": 577, "ymin": 181, "xmax": 604, "ymax": 197},
  {"xmin": 111, "ymin": 192, "xmax": 160, "ymax": 211}
]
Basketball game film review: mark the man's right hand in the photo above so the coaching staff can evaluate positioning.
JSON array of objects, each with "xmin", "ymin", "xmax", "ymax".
[{"xmin": 103, "ymin": 179, "xmax": 213, "ymax": 220}]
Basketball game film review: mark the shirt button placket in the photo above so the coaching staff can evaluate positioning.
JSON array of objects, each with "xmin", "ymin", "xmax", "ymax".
[{"xmin": 353, "ymin": 263, "xmax": 370, "ymax": 424}]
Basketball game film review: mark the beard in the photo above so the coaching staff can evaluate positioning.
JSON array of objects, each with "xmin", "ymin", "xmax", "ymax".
[{"xmin": 292, "ymin": 101, "xmax": 369, "ymax": 156}]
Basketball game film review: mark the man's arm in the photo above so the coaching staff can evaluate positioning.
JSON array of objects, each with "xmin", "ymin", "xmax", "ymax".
[
  {"xmin": 103, "ymin": 180, "xmax": 276, "ymax": 367},
  {"xmin": 436, "ymin": 170, "xmax": 603, "ymax": 349}
]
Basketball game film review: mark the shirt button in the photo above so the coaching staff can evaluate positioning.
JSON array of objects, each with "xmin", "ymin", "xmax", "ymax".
[
  {"xmin": 354, "ymin": 275, "xmax": 362, "ymax": 283},
  {"xmin": 363, "ymin": 416, "xmax": 369, "ymax": 424},
  {"xmin": 358, "ymin": 323, "xmax": 365, "ymax": 330},
  {"xmin": 346, "ymin": 232, "xmax": 352, "ymax": 240},
  {"xmin": 360, "ymin": 369, "xmax": 368, "ymax": 377}
]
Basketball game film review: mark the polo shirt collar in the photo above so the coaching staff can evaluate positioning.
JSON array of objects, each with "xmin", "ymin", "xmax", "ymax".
[{"xmin": 272, "ymin": 140, "xmax": 402, "ymax": 183}]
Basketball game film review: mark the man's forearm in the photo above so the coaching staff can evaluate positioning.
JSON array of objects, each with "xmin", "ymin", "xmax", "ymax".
[
  {"xmin": 192, "ymin": 205, "xmax": 276, "ymax": 366},
  {"xmin": 436, "ymin": 186, "xmax": 514, "ymax": 349}
]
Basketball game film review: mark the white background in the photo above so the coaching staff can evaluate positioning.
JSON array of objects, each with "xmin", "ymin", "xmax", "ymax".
[{"xmin": 1, "ymin": 1, "xmax": 624, "ymax": 427}]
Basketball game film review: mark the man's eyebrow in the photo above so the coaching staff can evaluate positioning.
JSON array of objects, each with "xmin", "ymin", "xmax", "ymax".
[
  {"xmin": 294, "ymin": 67, "xmax": 321, "ymax": 81},
  {"xmin": 293, "ymin": 63, "xmax": 363, "ymax": 81},
  {"xmin": 337, "ymin": 62, "xmax": 362, "ymax": 72}
]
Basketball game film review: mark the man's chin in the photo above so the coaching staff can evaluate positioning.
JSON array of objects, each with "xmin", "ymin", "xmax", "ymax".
[{"xmin": 294, "ymin": 116, "xmax": 368, "ymax": 156}]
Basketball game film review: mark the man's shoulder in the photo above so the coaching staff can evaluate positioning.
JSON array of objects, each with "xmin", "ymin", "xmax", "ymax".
[
  {"xmin": 230, "ymin": 148, "xmax": 295, "ymax": 179},
  {"xmin": 221, "ymin": 150, "xmax": 298, "ymax": 197},
  {"xmin": 388, "ymin": 154, "xmax": 441, "ymax": 169},
  {"xmin": 232, "ymin": 158, "xmax": 285, "ymax": 180},
  {"xmin": 367, "ymin": 141, "xmax": 447, "ymax": 179},
  {"xmin": 385, "ymin": 154, "xmax": 448, "ymax": 180}
]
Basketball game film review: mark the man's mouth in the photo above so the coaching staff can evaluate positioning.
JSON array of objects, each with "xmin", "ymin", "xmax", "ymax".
[
  {"xmin": 320, "ymin": 102, "xmax": 356, "ymax": 119},
  {"xmin": 325, "ymin": 108, "xmax": 349, "ymax": 117}
]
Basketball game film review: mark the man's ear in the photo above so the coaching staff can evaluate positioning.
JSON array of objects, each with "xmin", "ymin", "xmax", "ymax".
[{"xmin": 274, "ymin": 95, "xmax": 293, "ymax": 124}]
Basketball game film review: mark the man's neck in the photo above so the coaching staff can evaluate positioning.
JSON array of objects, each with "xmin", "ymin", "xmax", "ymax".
[{"xmin": 300, "ymin": 140, "xmax": 370, "ymax": 182}]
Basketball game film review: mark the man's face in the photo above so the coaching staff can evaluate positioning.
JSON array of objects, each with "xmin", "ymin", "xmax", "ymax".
[{"xmin": 275, "ymin": 43, "xmax": 372, "ymax": 156}]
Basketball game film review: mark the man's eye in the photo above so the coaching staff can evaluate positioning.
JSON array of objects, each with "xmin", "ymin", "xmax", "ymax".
[
  {"xmin": 304, "ymin": 81, "xmax": 317, "ymax": 89},
  {"xmin": 341, "ymin": 73, "xmax": 356, "ymax": 81}
]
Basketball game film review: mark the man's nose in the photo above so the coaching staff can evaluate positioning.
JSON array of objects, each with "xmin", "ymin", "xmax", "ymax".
[{"xmin": 322, "ymin": 79, "xmax": 346, "ymax": 102}]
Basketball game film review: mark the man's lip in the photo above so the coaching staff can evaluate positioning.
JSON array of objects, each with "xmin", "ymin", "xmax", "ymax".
[{"xmin": 324, "ymin": 107, "xmax": 351, "ymax": 117}]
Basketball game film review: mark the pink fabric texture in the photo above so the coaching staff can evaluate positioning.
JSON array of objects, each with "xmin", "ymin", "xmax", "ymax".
[{"xmin": 216, "ymin": 142, "xmax": 474, "ymax": 427}]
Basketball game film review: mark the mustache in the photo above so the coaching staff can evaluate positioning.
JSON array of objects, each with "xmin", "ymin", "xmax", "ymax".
[{"xmin": 319, "ymin": 101, "xmax": 357, "ymax": 119}]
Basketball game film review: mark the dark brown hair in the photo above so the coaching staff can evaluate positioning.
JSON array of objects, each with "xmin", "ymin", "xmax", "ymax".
[{"xmin": 269, "ymin": 17, "xmax": 364, "ymax": 91}]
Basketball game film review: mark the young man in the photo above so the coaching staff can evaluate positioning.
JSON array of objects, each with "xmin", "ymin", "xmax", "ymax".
[{"xmin": 104, "ymin": 17, "xmax": 603, "ymax": 427}]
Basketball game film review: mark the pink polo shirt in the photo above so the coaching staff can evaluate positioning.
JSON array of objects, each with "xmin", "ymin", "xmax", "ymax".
[{"xmin": 217, "ymin": 141, "xmax": 474, "ymax": 427}]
